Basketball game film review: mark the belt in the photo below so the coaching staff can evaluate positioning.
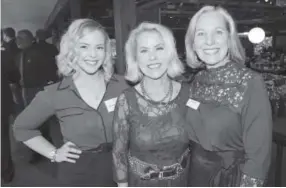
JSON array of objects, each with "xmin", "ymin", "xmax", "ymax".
[
  {"xmin": 128, "ymin": 149, "xmax": 190, "ymax": 180},
  {"xmin": 83, "ymin": 143, "xmax": 112, "ymax": 153}
]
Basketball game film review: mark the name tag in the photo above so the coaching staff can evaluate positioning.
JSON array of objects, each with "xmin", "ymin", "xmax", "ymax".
[
  {"xmin": 104, "ymin": 97, "xmax": 118, "ymax": 112},
  {"xmin": 186, "ymin": 98, "xmax": 200, "ymax": 110}
]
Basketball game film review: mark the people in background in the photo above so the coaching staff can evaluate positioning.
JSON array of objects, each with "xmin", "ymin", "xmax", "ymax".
[
  {"xmin": 35, "ymin": 29, "xmax": 59, "ymax": 83},
  {"xmin": 2, "ymin": 27, "xmax": 19, "ymax": 55},
  {"xmin": 184, "ymin": 5, "xmax": 272, "ymax": 186},
  {"xmin": 112, "ymin": 22, "xmax": 190, "ymax": 187},
  {"xmin": 15, "ymin": 29, "xmax": 39, "ymax": 106},
  {"xmin": 1, "ymin": 30, "xmax": 20, "ymax": 184},
  {"xmin": 2, "ymin": 27, "xmax": 22, "ymax": 117},
  {"xmin": 13, "ymin": 18, "xmax": 129, "ymax": 186},
  {"xmin": 15, "ymin": 29, "xmax": 53, "ymax": 163}
]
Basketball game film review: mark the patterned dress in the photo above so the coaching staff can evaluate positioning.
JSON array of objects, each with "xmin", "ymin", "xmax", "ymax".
[
  {"xmin": 112, "ymin": 83, "xmax": 190, "ymax": 187},
  {"xmin": 186, "ymin": 62, "xmax": 272, "ymax": 186}
]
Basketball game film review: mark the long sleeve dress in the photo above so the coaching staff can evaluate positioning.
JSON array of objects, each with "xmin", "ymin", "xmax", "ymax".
[
  {"xmin": 186, "ymin": 62, "xmax": 272, "ymax": 187},
  {"xmin": 112, "ymin": 83, "xmax": 190, "ymax": 187}
]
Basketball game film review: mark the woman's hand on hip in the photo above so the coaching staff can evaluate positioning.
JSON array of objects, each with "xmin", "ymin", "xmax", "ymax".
[{"xmin": 55, "ymin": 141, "xmax": 82, "ymax": 163}]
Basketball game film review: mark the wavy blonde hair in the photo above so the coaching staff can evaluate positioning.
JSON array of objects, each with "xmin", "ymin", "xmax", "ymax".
[
  {"xmin": 125, "ymin": 22, "xmax": 184, "ymax": 83},
  {"xmin": 56, "ymin": 18, "xmax": 113, "ymax": 81},
  {"xmin": 185, "ymin": 5, "xmax": 245, "ymax": 68}
]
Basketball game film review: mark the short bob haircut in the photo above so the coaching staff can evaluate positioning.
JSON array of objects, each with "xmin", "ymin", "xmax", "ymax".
[
  {"xmin": 185, "ymin": 5, "xmax": 246, "ymax": 68},
  {"xmin": 125, "ymin": 22, "xmax": 184, "ymax": 83},
  {"xmin": 57, "ymin": 18, "xmax": 113, "ymax": 81}
]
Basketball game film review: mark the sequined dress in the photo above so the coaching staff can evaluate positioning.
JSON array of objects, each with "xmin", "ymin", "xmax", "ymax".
[
  {"xmin": 186, "ymin": 62, "xmax": 272, "ymax": 186},
  {"xmin": 112, "ymin": 83, "xmax": 190, "ymax": 187}
]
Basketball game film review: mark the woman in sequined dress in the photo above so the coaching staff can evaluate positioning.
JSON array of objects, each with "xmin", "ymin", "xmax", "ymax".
[
  {"xmin": 184, "ymin": 6, "xmax": 272, "ymax": 186},
  {"xmin": 112, "ymin": 22, "xmax": 190, "ymax": 187}
]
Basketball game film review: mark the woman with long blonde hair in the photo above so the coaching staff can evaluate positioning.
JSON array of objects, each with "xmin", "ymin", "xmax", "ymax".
[{"xmin": 185, "ymin": 5, "xmax": 272, "ymax": 186}]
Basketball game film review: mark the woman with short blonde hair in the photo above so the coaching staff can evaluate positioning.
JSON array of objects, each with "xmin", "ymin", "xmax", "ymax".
[
  {"xmin": 112, "ymin": 22, "xmax": 190, "ymax": 187},
  {"xmin": 125, "ymin": 22, "xmax": 184, "ymax": 83}
]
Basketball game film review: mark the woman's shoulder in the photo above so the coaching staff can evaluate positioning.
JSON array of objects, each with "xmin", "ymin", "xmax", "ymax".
[
  {"xmin": 43, "ymin": 78, "xmax": 69, "ymax": 92},
  {"xmin": 40, "ymin": 78, "xmax": 77, "ymax": 99}
]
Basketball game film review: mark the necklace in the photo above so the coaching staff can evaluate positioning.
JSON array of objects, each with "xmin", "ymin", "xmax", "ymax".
[{"xmin": 140, "ymin": 79, "xmax": 173, "ymax": 105}]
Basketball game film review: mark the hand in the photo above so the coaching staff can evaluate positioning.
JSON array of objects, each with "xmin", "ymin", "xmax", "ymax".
[
  {"xmin": 117, "ymin": 182, "xmax": 128, "ymax": 187},
  {"xmin": 54, "ymin": 142, "xmax": 82, "ymax": 163}
]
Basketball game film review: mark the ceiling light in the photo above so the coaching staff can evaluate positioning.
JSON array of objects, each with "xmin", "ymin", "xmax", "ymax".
[{"xmin": 248, "ymin": 27, "xmax": 265, "ymax": 43}]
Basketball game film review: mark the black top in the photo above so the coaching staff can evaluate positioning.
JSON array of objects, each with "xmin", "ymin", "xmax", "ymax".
[
  {"xmin": 2, "ymin": 39, "xmax": 19, "ymax": 56},
  {"xmin": 14, "ymin": 43, "xmax": 58, "ymax": 88},
  {"xmin": 1, "ymin": 49, "xmax": 20, "ymax": 114},
  {"xmin": 186, "ymin": 62, "xmax": 272, "ymax": 181},
  {"xmin": 35, "ymin": 41, "xmax": 59, "ymax": 83}
]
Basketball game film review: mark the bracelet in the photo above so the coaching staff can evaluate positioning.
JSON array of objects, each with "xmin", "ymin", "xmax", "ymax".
[{"xmin": 49, "ymin": 149, "xmax": 58, "ymax": 163}]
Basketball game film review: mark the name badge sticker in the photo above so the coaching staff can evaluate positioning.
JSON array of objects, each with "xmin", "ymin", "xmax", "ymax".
[
  {"xmin": 104, "ymin": 97, "xmax": 118, "ymax": 112},
  {"xmin": 186, "ymin": 98, "xmax": 200, "ymax": 110}
]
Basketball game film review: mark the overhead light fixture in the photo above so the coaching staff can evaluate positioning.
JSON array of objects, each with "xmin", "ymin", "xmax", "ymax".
[{"xmin": 248, "ymin": 27, "xmax": 265, "ymax": 43}]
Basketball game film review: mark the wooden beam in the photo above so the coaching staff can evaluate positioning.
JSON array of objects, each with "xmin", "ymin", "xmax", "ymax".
[
  {"xmin": 160, "ymin": 10, "xmax": 197, "ymax": 15},
  {"xmin": 113, "ymin": 0, "xmax": 136, "ymax": 75},
  {"xmin": 137, "ymin": 8, "xmax": 160, "ymax": 23},
  {"xmin": 236, "ymin": 16, "xmax": 286, "ymax": 24},
  {"xmin": 44, "ymin": 0, "xmax": 69, "ymax": 30},
  {"xmin": 69, "ymin": 0, "xmax": 82, "ymax": 19},
  {"xmin": 164, "ymin": 0, "xmax": 286, "ymax": 9},
  {"xmin": 136, "ymin": 0, "xmax": 153, "ymax": 6},
  {"xmin": 87, "ymin": 0, "xmax": 111, "ymax": 7},
  {"xmin": 138, "ymin": 0, "xmax": 166, "ymax": 9}
]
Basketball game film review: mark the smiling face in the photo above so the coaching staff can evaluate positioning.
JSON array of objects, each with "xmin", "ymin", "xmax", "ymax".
[
  {"xmin": 194, "ymin": 11, "xmax": 229, "ymax": 68},
  {"xmin": 136, "ymin": 30, "xmax": 170, "ymax": 80},
  {"xmin": 74, "ymin": 29, "xmax": 106, "ymax": 75}
]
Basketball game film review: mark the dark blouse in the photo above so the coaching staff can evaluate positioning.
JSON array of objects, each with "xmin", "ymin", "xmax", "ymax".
[
  {"xmin": 13, "ymin": 74, "xmax": 130, "ymax": 150},
  {"xmin": 186, "ymin": 62, "xmax": 272, "ymax": 185},
  {"xmin": 112, "ymin": 83, "xmax": 190, "ymax": 184}
]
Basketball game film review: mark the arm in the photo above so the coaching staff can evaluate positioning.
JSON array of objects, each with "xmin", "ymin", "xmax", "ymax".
[
  {"xmin": 112, "ymin": 93, "xmax": 130, "ymax": 186},
  {"xmin": 240, "ymin": 76, "xmax": 272, "ymax": 186},
  {"xmin": 13, "ymin": 88, "xmax": 57, "ymax": 160}
]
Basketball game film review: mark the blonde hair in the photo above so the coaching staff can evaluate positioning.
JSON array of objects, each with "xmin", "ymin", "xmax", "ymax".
[
  {"xmin": 56, "ymin": 18, "xmax": 113, "ymax": 81},
  {"xmin": 125, "ymin": 22, "xmax": 184, "ymax": 83},
  {"xmin": 185, "ymin": 5, "xmax": 245, "ymax": 68}
]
